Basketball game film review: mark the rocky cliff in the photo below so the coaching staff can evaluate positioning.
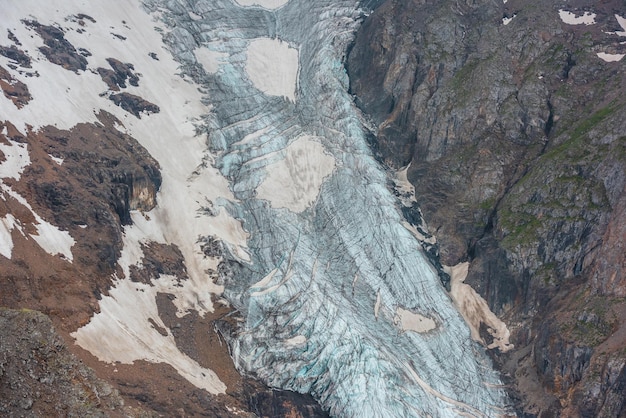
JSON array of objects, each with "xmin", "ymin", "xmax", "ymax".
[{"xmin": 348, "ymin": 0, "xmax": 626, "ymax": 415}]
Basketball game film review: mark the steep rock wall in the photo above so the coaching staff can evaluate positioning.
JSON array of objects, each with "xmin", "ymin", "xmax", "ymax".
[{"xmin": 348, "ymin": 0, "xmax": 626, "ymax": 415}]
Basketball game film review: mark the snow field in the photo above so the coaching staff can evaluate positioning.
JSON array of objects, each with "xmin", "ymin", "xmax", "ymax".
[{"xmin": 1, "ymin": 0, "xmax": 250, "ymax": 394}]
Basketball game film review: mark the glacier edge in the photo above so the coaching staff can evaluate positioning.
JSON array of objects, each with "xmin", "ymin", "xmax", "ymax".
[{"xmin": 146, "ymin": 0, "xmax": 513, "ymax": 416}]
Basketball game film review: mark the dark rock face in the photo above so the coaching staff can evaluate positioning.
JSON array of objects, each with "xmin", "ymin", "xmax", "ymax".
[
  {"xmin": 0, "ymin": 65, "xmax": 31, "ymax": 108},
  {"xmin": 23, "ymin": 20, "xmax": 88, "ymax": 72},
  {"xmin": 348, "ymin": 0, "xmax": 626, "ymax": 415},
  {"xmin": 98, "ymin": 58, "xmax": 140, "ymax": 91},
  {"xmin": 31, "ymin": 111, "xmax": 162, "ymax": 227},
  {"xmin": 109, "ymin": 92, "xmax": 160, "ymax": 118},
  {"xmin": 130, "ymin": 242, "xmax": 190, "ymax": 284},
  {"xmin": 0, "ymin": 45, "xmax": 32, "ymax": 68},
  {"xmin": 247, "ymin": 389, "xmax": 330, "ymax": 418}
]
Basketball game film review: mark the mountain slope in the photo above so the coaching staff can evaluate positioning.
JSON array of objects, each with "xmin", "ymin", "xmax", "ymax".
[{"xmin": 0, "ymin": 1, "xmax": 326, "ymax": 416}]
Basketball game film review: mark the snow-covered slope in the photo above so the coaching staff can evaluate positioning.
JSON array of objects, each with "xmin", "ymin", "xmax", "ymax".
[{"xmin": 1, "ymin": 0, "xmax": 511, "ymax": 416}]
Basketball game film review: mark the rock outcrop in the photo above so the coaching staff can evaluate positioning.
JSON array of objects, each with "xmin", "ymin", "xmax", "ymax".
[
  {"xmin": 348, "ymin": 0, "xmax": 626, "ymax": 415},
  {"xmin": 0, "ymin": 308, "xmax": 146, "ymax": 417}
]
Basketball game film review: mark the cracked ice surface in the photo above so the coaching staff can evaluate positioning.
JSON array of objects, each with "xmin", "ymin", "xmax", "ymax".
[{"xmin": 149, "ymin": 0, "xmax": 511, "ymax": 416}]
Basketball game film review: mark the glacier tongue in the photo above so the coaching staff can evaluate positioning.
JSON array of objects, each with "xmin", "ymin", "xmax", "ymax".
[{"xmin": 149, "ymin": 0, "xmax": 511, "ymax": 416}]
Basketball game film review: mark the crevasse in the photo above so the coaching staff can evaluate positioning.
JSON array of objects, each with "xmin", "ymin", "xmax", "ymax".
[{"xmin": 147, "ymin": 0, "xmax": 512, "ymax": 416}]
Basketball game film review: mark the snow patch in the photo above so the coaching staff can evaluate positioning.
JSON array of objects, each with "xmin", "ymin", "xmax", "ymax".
[
  {"xmin": 446, "ymin": 263, "xmax": 513, "ymax": 352},
  {"xmin": 49, "ymin": 154, "xmax": 64, "ymax": 165},
  {"xmin": 394, "ymin": 307, "xmax": 437, "ymax": 333},
  {"xmin": 401, "ymin": 221, "xmax": 436, "ymax": 245},
  {"xmin": 71, "ymin": 274, "xmax": 227, "ymax": 395},
  {"xmin": 502, "ymin": 15, "xmax": 516, "ymax": 25},
  {"xmin": 256, "ymin": 135, "xmax": 335, "ymax": 213},
  {"xmin": 616, "ymin": 14, "xmax": 626, "ymax": 36},
  {"xmin": 558, "ymin": 9, "xmax": 596, "ymax": 25},
  {"xmin": 0, "ymin": 214, "xmax": 19, "ymax": 259},
  {"xmin": 233, "ymin": 0, "xmax": 290, "ymax": 9},
  {"xmin": 597, "ymin": 52, "xmax": 625, "ymax": 62},
  {"xmin": 245, "ymin": 37, "xmax": 299, "ymax": 101},
  {"xmin": 1, "ymin": 185, "xmax": 75, "ymax": 261},
  {"xmin": 0, "ymin": 140, "xmax": 30, "ymax": 180}
]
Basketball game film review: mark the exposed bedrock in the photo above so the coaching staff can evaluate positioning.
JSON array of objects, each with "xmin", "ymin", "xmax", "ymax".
[
  {"xmin": 348, "ymin": 0, "xmax": 626, "ymax": 415},
  {"xmin": 0, "ymin": 111, "xmax": 162, "ymax": 326}
]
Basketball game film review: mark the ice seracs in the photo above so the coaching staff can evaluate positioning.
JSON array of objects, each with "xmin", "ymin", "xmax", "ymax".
[{"xmin": 3, "ymin": 0, "xmax": 515, "ymax": 414}]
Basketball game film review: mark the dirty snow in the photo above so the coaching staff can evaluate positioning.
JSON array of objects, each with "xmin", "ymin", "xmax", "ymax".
[
  {"xmin": 194, "ymin": 46, "xmax": 227, "ymax": 74},
  {"xmin": 394, "ymin": 165, "xmax": 415, "ymax": 200},
  {"xmin": 284, "ymin": 335, "xmax": 307, "ymax": 347},
  {"xmin": 256, "ymin": 135, "xmax": 335, "ymax": 213},
  {"xmin": 394, "ymin": 307, "xmax": 437, "ymax": 333},
  {"xmin": 446, "ymin": 263, "xmax": 513, "ymax": 352},
  {"xmin": 245, "ymin": 37, "xmax": 299, "ymax": 101}
]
